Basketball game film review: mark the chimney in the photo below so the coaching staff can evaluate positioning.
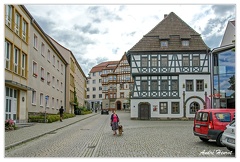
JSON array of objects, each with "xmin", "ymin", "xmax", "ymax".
[{"xmin": 164, "ymin": 14, "xmax": 168, "ymax": 18}]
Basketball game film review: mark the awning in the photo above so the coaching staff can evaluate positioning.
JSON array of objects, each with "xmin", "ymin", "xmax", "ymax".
[{"xmin": 5, "ymin": 80, "xmax": 34, "ymax": 91}]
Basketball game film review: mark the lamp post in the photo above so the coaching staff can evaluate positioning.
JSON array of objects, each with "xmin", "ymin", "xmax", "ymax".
[{"xmin": 45, "ymin": 95, "xmax": 49, "ymax": 123}]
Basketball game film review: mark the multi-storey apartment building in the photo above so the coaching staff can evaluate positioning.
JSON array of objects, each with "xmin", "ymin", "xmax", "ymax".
[
  {"xmin": 48, "ymin": 36, "xmax": 87, "ymax": 113},
  {"xmin": 5, "ymin": 5, "xmax": 32, "ymax": 122},
  {"xmin": 127, "ymin": 12, "xmax": 211, "ymax": 119},
  {"xmin": 26, "ymin": 7, "xmax": 67, "ymax": 116},
  {"xmin": 102, "ymin": 53, "xmax": 134, "ymax": 111},
  {"xmin": 86, "ymin": 61, "xmax": 118, "ymax": 110}
]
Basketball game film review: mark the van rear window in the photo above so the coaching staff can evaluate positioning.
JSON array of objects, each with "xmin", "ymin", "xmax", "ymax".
[
  {"xmin": 215, "ymin": 113, "xmax": 231, "ymax": 122},
  {"xmin": 196, "ymin": 112, "xmax": 208, "ymax": 121}
]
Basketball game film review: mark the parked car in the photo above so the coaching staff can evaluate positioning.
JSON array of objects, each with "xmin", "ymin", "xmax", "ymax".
[
  {"xmin": 193, "ymin": 108, "xmax": 235, "ymax": 146},
  {"xmin": 101, "ymin": 109, "xmax": 109, "ymax": 115},
  {"xmin": 222, "ymin": 118, "xmax": 235, "ymax": 153}
]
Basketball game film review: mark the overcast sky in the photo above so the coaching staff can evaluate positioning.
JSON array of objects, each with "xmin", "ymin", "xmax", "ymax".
[{"xmin": 13, "ymin": 3, "xmax": 237, "ymax": 75}]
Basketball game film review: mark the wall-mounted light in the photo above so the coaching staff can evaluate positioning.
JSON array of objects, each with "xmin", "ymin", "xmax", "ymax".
[{"xmin": 182, "ymin": 84, "xmax": 185, "ymax": 88}]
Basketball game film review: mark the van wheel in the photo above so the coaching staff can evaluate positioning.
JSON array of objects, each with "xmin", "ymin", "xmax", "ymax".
[
  {"xmin": 216, "ymin": 132, "xmax": 224, "ymax": 146},
  {"xmin": 199, "ymin": 137, "xmax": 209, "ymax": 142}
]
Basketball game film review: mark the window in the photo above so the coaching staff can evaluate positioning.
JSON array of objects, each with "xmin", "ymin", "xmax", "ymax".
[
  {"xmin": 161, "ymin": 57, "xmax": 168, "ymax": 67},
  {"xmin": 47, "ymin": 72, "xmax": 50, "ymax": 85},
  {"xmin": 160, "ymin": 102, "xmax": 168, "ymax": 114},
  {"xmin": 57, "ymin": 60, "xmax": 59, "ymax": 70},
  {"xmin": 182, "ymin": 40, "xmax": 189, "ymax": 47},
  {"xmin": 99, "ymin": 87, "xmax": 102, "ymax": 90},
  {"xmin": 61, "ymin": 64, "xmax": 63, "ymax": 74},
  {"xmin": 40, "ymin": 93, "xmax": 44, "ymax": 106},
  {"xmin": 151, "ymin": 57, "xmax": 158, "ymax": 67},
  {"xmin": 34, "ymin": 34, "xmax": 38, "ymax": 49},
  {"xmin": 196, "ymin": 80, "xmax": 204, "ymax": 91},
  {"xmin": 87, "ymin": 95, "xmax": 90, "ymax": 99},
  {"xmin": 151, "ymin": 80, "xmax": 158, "ymax": 91},
  {"xmin": 5, "ymin": 41, "xmax": 11, "ymax": 70},
  {"xmin": 92, "ymin": 80, "xmax": 96, "ymax": 84},
  {"xmin": 33, "ymin": 61, "xmax": 37, "ymax": 77},
  {"xmin": 193, "ymin": 56, "xmax": 200, "ymax": 66},
  {"xmin": 47, "ymin": 50, "xmax": 51, "ymax": 62},
  {"xmin": 196, "ymin": 112, "xmax": 209, "ymax": 121},
  {"xmin": 142, "ymin": 57, "xmax": 148, "ymax": 67},
  {"xmin": 14, "ymin": 12, "xmax": 20, "ymax": 35},
  {"xmin": 120, "ymin": 92, "xmax": 124, "ymax": 98},
  {"xmin": 189, "ymin": 102, "xmax": 200, "ymax": 114},
  {"xmin": 215, "ymin": 113, "xmax": 231, "ymax": 122},
  {"xmin": 5, "ymin": 5, "xmax": 12, "ymax": 27},
  {"xmin": 57, "ymin": 80, "xmax": 59, "ymax": 90},
  {"xmin": 93, "ymin": 94, "xmax": 96, "ymax": 98},
  {"xmin": 171, "ymin": 80, "xmax": 178, "ymax": 91},
  {"xmin": 52, "ymin": 55, "xmax": 55, "ymax": 67},
  {"xmin": 92, "ymin": 72, "xmax": 96, "ymax": 76},
  {"xmin": 52, "ymin": 97, "xmax": 55, "ymax": 108},
  {"xmin": 52, "ymin": 76, "xmax": 55, "ymax": 88},
  {"xmin": 93, "ymin": 87, "xmax": 96, "ymax": 91},
  {"xmin": 22, "ymin": 20, "xmax": 27, "ymax": 41},
  {"xmin": 141, "ymin": 81, "xmax": 148, "ymax": 91},
  {"xmin": 183, "ymin": 56, "xmax": 189, "ymax": 66},
  {"xmin": 32, "ymin": 91, "xmax": 36, "ymax": 104},
  {"xmin": 171, "ymin": 102, "xmax": 179, "ymax": 114},
  {"xmin": 99, "ymin": 94, "xmax": 102, "ymax": 98},
  {"xmin": 41, "ymin": 43, "xmax": 45, "ymax": 57},
  {"xmin": 21, "ymin": 53, "xmax": 26, "ymax": 77},
  {"xmin": 14, "ymin": 47, "xmax": 19, "ymax": 74},
  {"xmin": 41, "ymin": 67, "xmax": 44, "ymax": 81},
  {"xmin": 161, "ymin": 40, "xmax": 168, "ymax": 47},
  {"xmin": 99, "ymin": 79, "xmax": 101, "ymax": 83},
  {"xmin": 186, "ymin": 80, "xmax": 193, "ymax": 91},
  {"xmin": 161, "ymin": 80, "xmax": 168, "ymax": 90}
]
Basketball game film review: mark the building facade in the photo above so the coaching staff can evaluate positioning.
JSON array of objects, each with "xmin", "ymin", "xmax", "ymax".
[
  {"xmin": 48, "ymin": 36, "xmax": 87, "ymax": 113},
  {"xmin": 86, "ymin": 61, "xmax": 118, "ymax": 110},
  {"xmin": 101, "ymin": 53, "xmax": 134, "ymax": 111},
  {"xmin": 210, "ymin": 20, "xmax": 235, "ymax": 108},
  {"xmin": 5, "ymin": 5, "xmax": 33, "ymax": 122},
  {"xmin": 27, "ymin": 9, "xmax": 67, "ymax": 116},
  {"xmin": 127, "ymin": 12, "xmax": 211, "ymax": 119}
]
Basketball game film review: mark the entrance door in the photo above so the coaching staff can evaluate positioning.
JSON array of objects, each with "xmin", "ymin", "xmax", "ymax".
[
  {"xmin": 5, "ymin": 87, "xmax": 17, "ymax": 120},
  {"xmin": 116, "ymin": 101, "xmax": 121, "ymax": 110},
  {"xmin": 139, "ymin": 103, "xmax": 150, "ymax": 120}
]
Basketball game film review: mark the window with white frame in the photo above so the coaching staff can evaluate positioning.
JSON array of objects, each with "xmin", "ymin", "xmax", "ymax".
[
  {"xmin": 5, "ymin": 5, "xmax": 12, "ymax": 27},
  {"xmin": 34, "ymin": 34, "xmax": 38, "ymax": 49},
  {"xmin": 161, "ymin": 57, "xmax": 168, "ymax": 67},
  {"xmin": 193, "ymin": 56, "xmax": 200, "ymax": 66},
  {"xmin": 47, "ymin": 50, "xmax": 51, "ymax": 62},
  {"xmin": 14, "ymin": 47, "xmax": 19, "ymax": 74},
  {"xmin": 21, "ymin": 53, "xmax": 26, "ymax": 77},
  {"xmin": 52, "ymin": 76, "xmax": 55, "ymax": 88},
  {"xmin": 14, "ymin": 12, "xmax": 20, "ymax": 35},
  {"xmin": 47, "ymin": 72, "xmax": 50, "ymax": 84},
  {"xmin": 183, "ymin": 56, "xmax": 189, "ymax": 66},
  {"xmin": 56, "ymin": 99, "xmax": 59, "ymax": 109},
  {"xmin": 52, "ymin": 55, "xmax": 55, "ymax": 67},
  {"xmin": 41, "ymin": 67, "xmax": 44, "ymax": 81},
  {"xmin": 196, "ymin": 80, "xmax": 204, "ymax": 91},
  {"xmin": 5, "ymin": 40, "xmax": 11, "ymax": 70},
  {"xmin": 182, "ymin": 40, "xmax": 189, "ymax": 47},
  {"xmin": 40, "ymin": 93, "xmax": 44, "ymax": 106},
  {"xmin": 33, "ymin": 61, "xmax": 37, "ymax": 77},
  {"xmin": 160, "ymin": 40, "xmax": 168, "ymax": 47},
  {"xmin": 41, "ymin": 43, "xmax": 45, "ymax": 57},
  {"xmin": 159, "ymin": 102, "xmax": 168, "ymax": 114},
  {"xmin": 32, "ymin": 90, "xmax": 36, "ymax": 104},
  {"xmin": 22, "ymin": 20, "xmax": 27, "ymax": 41}
]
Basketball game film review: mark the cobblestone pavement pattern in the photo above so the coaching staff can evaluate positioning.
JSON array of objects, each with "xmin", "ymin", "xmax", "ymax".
[{"xmin": 5, "ymin": 111, "xmax": 235, "ymax": 157}]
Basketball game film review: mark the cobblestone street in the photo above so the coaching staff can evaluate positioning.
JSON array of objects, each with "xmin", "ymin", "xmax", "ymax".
[{"xmin": 5, "ymin": 111, "xmax": 234, "ymax": 157}]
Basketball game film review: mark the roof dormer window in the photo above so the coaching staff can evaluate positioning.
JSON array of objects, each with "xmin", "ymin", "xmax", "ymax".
[
  {"xmin": 182, "ymin": 40, "xmax": 189, "ymax": 47},
  {"xmin": 160, "ymin": 40, "xmax": 168, "ymax": 47}
]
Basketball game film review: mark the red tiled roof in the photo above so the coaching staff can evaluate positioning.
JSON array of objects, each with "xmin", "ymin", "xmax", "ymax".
[{"xmin": 90, "ymin": 61, "xmax": 119, "ymax": 73}]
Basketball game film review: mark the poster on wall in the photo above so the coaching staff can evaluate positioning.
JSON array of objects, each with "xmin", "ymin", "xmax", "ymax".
[{"xmin": 153, "ymin": 105, "xmax": 157, "ymax": 111}]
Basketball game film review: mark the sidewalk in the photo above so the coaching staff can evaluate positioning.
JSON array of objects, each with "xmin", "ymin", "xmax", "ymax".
[{"xmin": 5, "ymin": 113, "xmax": 98, "ymax": 150}]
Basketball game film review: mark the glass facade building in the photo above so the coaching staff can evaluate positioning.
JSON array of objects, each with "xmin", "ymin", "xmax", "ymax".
[{"xmin": 212, "ymin": 47, "xmax": 235, "ymax": 108}]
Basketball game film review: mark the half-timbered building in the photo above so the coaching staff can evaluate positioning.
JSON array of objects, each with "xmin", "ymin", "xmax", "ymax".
[{"xmin": 127, "ymin": 12, "xmax": 211, "ymax": 119}]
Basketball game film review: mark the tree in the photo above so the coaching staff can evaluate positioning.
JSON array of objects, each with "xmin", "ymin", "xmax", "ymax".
[{"xmin": 228, "ymin": 74, "xmax": 235, "ymax": 97}]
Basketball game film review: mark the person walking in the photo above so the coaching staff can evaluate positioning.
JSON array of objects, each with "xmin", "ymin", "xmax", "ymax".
[
  {"xmin": 110, "ymin": 111, "xmax": 119, "ymax": 135},
  {"xmin": 59, "ymin": 106, "xmax": 64, "ymax": 122}
]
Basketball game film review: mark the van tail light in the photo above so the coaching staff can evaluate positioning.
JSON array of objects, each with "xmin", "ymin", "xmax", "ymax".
[{"xmin": 209, "ymin": 121, "xmax": 213, "ymax": 129}]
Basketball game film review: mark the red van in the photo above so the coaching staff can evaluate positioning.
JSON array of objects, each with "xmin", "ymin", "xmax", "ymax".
[{"xmin": 193, "ymin": 108, "xmax": 235, "ymax": 146}]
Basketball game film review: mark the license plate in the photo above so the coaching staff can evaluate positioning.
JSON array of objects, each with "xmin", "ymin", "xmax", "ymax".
[
  {"xmin": 195, "ymin": 125, "xmax": 200, "ymax": 128},
  {"xmin": 227, "ymin": 138, "xmax": 235, "ymax": 144}
]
